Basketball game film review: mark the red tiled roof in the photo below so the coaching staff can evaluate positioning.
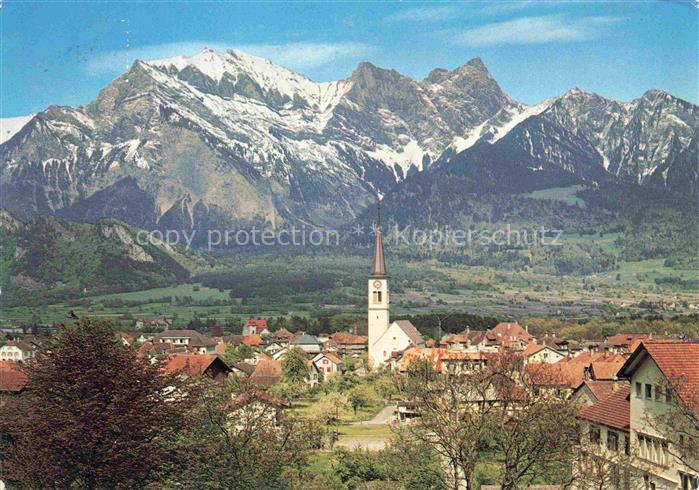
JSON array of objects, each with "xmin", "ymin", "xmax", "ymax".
[
  {"xmin": 330, "ymin": 332, "xmax": 368, "ymax": 345},
  {"xmin": 525, "ymin": 362, "xmax": 587, "ymax": 389},
  {"xmin": 578, "ymin": 385, "xmax": 631, "ymax": 430},
  {"xmin": 323, "ymin": 352, "xmax": 343, "ymax": 365},
  {"xmin": 521, "ymin": 343, "xmax": 548, "ymax": 358},
  {"xmin": 5, "ymin": 340, "xmax": 36, "ymax": 352},
  {"xmin": 242, "ymin": 334, "xmax": 263, "ymax": 347},
  {"xmin": 578, "ymin": 380, "xmax": 617, "ymax": 403},
  {"xmin": 622, "ymin": 340, "xmax": 699, "ymax": 418},
  {"xmin": 0, "ymin": 362, "xmax": 28, "ymax": 392},
  {"xmin": 590, "ymin": 360, "xmax": 625, "ymax": 380},
  {"xmin": 272, "ymin": 328, "xmax": 294, "ymax": 340},
  {"xmin": 489, "ymin": 322, "xmax": 534, "ymax": 343},
  {"xmin": 163, "ymin": 354, "xmax": 230, "ymax": 377},
  {"xmin": 607, "ymin": 333, "xmax": 650, "ymax": 348},
  {"xmin": 250, "ymin": 359, "xmax": 282, "ymax": 386},
  {"xmin": 399, "ymin": 347, "xmax": 488, "ymax": 373}
]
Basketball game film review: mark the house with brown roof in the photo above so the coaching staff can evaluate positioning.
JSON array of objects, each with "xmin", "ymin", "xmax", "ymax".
[
  {"xmin": 163, "ymin": 354, "xmax": 232, "ymax": 381},
  {"xmin": 227, "ymin": 389, "xmax": 288, "ymax": 427},
  {"xmin": 521, "ymin": 343, "xmax": 565, "ymax": 364},
  {"xmin": 0, "ymin": 361, "xmax": 28, "ymax": 399},
  {"xmin": 606, "ymin": 333, "xmax": 652, "ymax": 353},
  {"xmin": 329, "ymin": 332, "xmax": 368, "ymax": 355},
  {"xmin": 152, "ymin": 330, "xmax": 217, "ymax": 355},
  {"xmin": 572, "ymin": 379, "xmax": 619, "ymax": 408},
  {"xmin": 0, "ymin": 340, "xmax": 36, "ymax": 363},
  {"xmin": 482, "ymin": 322, "xmax": 534, "ymax": 352},
  {"xmin": 250, "ymin": 359, "xmax": 283, "ymax": 387},
  {"xmin": 312, "ymin": 352, "xmax": 344, "ymax": 380},
  {"xmin": 440, "ymin": 329, "xmax": 486, "ymax": 352},
  {"xmin": 271, "ymin": 328, "xmax": 295, "ymax": 345},
  {"xmin": 243, "ymin": 319, "xmax": 270, "ymax": 336},
  {"xmin": 575, "ymin": 340, "xmax": 699, "ymax": 489}
]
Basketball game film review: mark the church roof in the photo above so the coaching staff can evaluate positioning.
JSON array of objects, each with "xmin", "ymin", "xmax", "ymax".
[
  {"xmin": 371, "ymin": 226, "xmax": 386, "ymax": 276},
  {"xmin": 393, "ymin": 320, "xmax": 424, "ymax": 346}
]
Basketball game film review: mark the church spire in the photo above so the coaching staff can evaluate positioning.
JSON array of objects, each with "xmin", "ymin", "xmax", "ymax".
[{"xmin": 371, "ymin": 198, "xmax": 386, "ymax": 276}]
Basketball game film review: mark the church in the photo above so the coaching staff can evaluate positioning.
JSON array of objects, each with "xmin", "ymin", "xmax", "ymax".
[{"xmin": 367, "ymin": 210, "xmax": 425, "ymax": 369}]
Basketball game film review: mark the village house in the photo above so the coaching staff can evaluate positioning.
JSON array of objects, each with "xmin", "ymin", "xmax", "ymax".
[
  {"xmin": 163, "ymin": 354, "xmax": 232, "ymax": 381},
  {"xmin": 572, "ymin": 379, "xmax": 619, "ymax": 408},
  {"xmin": 521, "ymin": 343, "xmax": 565, "ymax": 364},
  {"xmin": 135, "ymin": 317, "xmax": 172, "ymax": 330},
  {"xmin": 0, "ymin": 361, "xmax": 28, "ymax": 402},
  {"xmin": 242, "ymin": 319, "xmax": 270, "ymax": 336},
  {"xmin": 227, "ymin": 390, "xmax": 288, "ymax": 427},
  {"xmin": 577, "ymin": 340, "xmax": 699, "ymax": 489},
  {"xmin": 249, "ymin": 358, "xmax": 319, "ymax": 387},
  {"xmin": 312, "ymin": 352, "xmax": 344, "ymax": 380},
  {"xmin": 0, "ymin": 340, "xmax": 36, "ymax": 363},
  {"xmin": 292, "ymin": 334, "xmax": 321, "ymax": 354},
  {"xmin": 440, "ymin": 329, "xmax": 486, "ymax": 352},
  {"xmin": 481, "ymin": 322, "xmax": 535, "ymax": 352},
  {"xmin": 328, "ymin": 332, "xmax": 368, "ymax": 356},
  {"xmin": 271, "ymin": 328, "xmax": 296, "ymax": 345},
  {"xmin": 152, "ymin": 330, "xmax": 217, "ymax": 355},
  {"xmin": 606, "ymin": 333, "xmax": 652, "ymax": 354}
]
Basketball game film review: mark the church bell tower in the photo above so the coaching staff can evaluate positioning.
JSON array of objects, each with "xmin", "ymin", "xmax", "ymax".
[{"xmin": 368, "ymin": 199, "xmax": 390, "ymax": 369}]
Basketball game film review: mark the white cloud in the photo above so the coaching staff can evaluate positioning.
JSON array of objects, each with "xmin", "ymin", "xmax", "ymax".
[
  {"xmin": 453, "ymin": 15, "xmax": 620, "ymax": 47},
  {"xmin": 387, "ymin": 5, "xmax": 461, "ymax": 23},
  {"xmin": 238, "ymin": 42, "xmax": 373, "ymax": 70},
  {"xmin": 86, "ymin": 41, "xmax": 373, "ymax": 75}
]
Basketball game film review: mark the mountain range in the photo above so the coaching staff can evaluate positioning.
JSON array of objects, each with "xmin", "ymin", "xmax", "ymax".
[{"xmin": 1, "ymin": 48, "xmax": 697, "ymax": 234}]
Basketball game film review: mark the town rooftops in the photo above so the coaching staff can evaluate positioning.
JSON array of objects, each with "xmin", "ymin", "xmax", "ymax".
[
  {"xmin": 250, "ymin": 359, "xmax": 283, "ymax": 386},
  {"xmin": 606, "ymin": 333, "xmax": 651, "ymax": 348},
  {"xmin": 578, "ymin": 384, "xmax": 631, "ymax": 430},
  {"xmin": 163, "ymin": 354, "xmax": 231, "ymax": 377},
  {"xmin": 330, "ymin": 332, "xmax": 368, "ymax": 345},
  {"xmin": 152, "ymin": 330, "xmax": 216, "ymax": 347},
  {"xmin": 4, "ymin": 340, "xmax": 36, "ymax": 352},
  {"xmin": 575, "ymin": 379, "xmax": 618, "ymax": 403},
  {"xmin": 619, "ymin": 340, "xmax": 699, "ymax": 418},
  {"xmin": 293, "ymin": 334, "xmax": 319, "ymax": 345},
  {"xmin": 0, "ymin": 361, "xmax": 28, "ymax": 392},
  {"xmin": 521, "ymin": 343, "xmax": 550, "ymax": 358}
]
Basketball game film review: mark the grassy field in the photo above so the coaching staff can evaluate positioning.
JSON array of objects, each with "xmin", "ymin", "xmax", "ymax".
[
  {"xmin": 2, "ymin": 248, "xmax": 697, "ymax": 327},
  {"xmin": 525, "ymin": 185, "xmax": 586, "ymax": 207}
]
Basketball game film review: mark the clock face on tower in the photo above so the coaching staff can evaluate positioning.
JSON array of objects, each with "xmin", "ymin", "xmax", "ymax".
[{"xmin": 373, "ymin": 280, "xmax": 382, "ymax": 289}]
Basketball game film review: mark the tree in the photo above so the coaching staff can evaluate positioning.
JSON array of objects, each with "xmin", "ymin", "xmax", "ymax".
[
  {"xmin": 0, "ymin": 319, "xmax": 192, "ymax": 489},
  {"xmin": 224, "ymin": 343, "xmax": 254, "ymax": 364},
  {"xmin": 167, "ymin": 382, "xmax": 320, "ymax": 488},
  {"xmin": 487, "ymin": 354, "xmax": 579, "ymax": 489},
  {"xmin": 348, "ymin": 385, "xmax": 372, "ymax": 416},
  {"xmin": 282, "ymin": 346, "xmax": 309, "ymax": 384},
  {"xmin": 405, "ymin": 366, "xmax": 495, "ymax": 490}
]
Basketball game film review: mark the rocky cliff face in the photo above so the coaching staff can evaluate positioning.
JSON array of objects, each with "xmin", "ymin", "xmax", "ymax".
[{"xmin": 1, "ymin": 48, "xmax": 697, "ymax": 232}]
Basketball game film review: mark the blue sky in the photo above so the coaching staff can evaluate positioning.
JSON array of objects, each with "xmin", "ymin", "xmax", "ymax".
[{"xmin": 1, "ymin": 1, "xmax": 697, "ymax": 117}]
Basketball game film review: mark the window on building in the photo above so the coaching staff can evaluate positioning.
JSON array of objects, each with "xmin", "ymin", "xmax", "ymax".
[
  {"xmin": 607, "ymin": 431, "xmax": 619, "ymax": 451},
  {"xmin": 680, "ymin": 473, "xmax": 699, "ymax": 490},
  {"xmin": 373, "ymin": 291, "xmax": 382, "ymax": 303},
  {"xmin": 645, "ymin": 384, "xmax": 652, "ymax": 399},
  {"xmin": 654, "ymin": 385, "xmax": 662, "ymax": 401},
  {"xmin": 636, "ymin": 382, "xmax": 642, "ymax": 397},
  {"xmin": 590, "ymin": 426, "xmax": 600, "ymax": 445},
  {"xmin": 624, "ymin": 435, "xmax": 630, "ymax": 456},
  {"xmin": 665, "ymin": 386, "xmax": 672, "ymax": 403}
]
